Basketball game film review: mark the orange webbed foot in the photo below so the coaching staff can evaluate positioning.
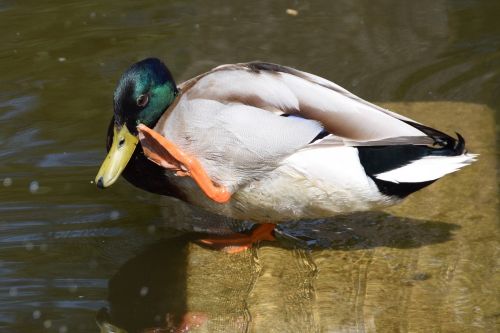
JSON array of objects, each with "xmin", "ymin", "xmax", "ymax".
[
  {"xmin": 197, "ymin": 223, "xmax": 277, "ymax": 254},
  {"xmin": 137, "ymin": 124, "xmax": 231, "ymax": 204}
]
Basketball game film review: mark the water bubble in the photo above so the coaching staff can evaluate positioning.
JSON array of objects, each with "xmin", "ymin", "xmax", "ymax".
[
  {"xmin": 3, "ymin": 178, "xmax": 12, "ymax": 187},
  {"xmin": 147, "ymin": 225, "xmax": 156, "ymax": 234},
  {"xmin": 25, "ymin": 242, "xmax": 34, "ymax": 251},
  {"xmin": 58, "ymin": 57, "xmax": 66, "ymax": 62},
  {"xmin": 59, "ymin": 325, "xmax": 68, "ymax": 333},
  {"xmin": 33, "ymin": 310, "xmax": 41, "ymax": 319},
  {"xmin": 89, "ymin": 12, "xmax": 96, "ymax": 19},
  {"xmin": 68, "ymin": 284, "xmax": 78, "ymax": 293},
  {"xmin": 139, "ymin": 286, "xmax": 149, "ymax": 297},
  {"xmin": 9, "ymin": 287, "xmax": 18, "ymax": 297},
  {"xmin": 40, "ymin": 243, "xmax": 48, "ymax": 252},
  {"xmin": 29, "ymin": 181, "xmax": 39, "ymax": 193},
  {"xmin": 109, "ymin": 210, "xmax": 120, "ymax": 220},
  {"xmin": 43, "ymin": 320, "xmax": 52, "ymax": 328}
]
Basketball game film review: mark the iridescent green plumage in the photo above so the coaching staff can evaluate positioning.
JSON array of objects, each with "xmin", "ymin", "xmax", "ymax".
[{"xmin": 113, "ymin": 58, "xmax": 178, "ymax": 132}]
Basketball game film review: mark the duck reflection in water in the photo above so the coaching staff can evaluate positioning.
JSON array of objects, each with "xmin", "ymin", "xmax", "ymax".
[
  {"xmin": 96, "ymin": 209, "xmax": 459, "ymax": 333},
  {"xmin": 96, "ymin": 235, "xmax": 208, "ymax": 333}
]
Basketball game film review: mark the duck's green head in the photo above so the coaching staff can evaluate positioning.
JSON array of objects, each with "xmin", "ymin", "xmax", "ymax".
[
  {"xmin": 113, "ymin": 57, "xmax": 178, "ymax": 132},
  {"xmin": 95, "ymin": 58, "xmax": 178, "ymax": 189}
]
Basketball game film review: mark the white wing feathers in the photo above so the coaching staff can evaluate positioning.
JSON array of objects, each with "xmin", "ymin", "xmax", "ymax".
[{"xmin": 374, "ymin": 153, "xmax": 478, "ymax": 183}]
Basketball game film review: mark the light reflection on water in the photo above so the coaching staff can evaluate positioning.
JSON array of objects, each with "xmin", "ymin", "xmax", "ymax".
[{"xmin": 0, "ymin": 0, "xmax": 498, "ymax": 332}]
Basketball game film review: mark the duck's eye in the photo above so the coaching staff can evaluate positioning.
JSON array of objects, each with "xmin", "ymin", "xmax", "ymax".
[{"xmin": 136, "ymin": 94, "xmax": 149, "ymax": 107}]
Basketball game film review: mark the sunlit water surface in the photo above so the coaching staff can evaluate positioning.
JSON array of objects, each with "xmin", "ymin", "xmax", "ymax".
[{"xmin": 0, "ymin": 1, "xmax": 499, "ymax": 332}]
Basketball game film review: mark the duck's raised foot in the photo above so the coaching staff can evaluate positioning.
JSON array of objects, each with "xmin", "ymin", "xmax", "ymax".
[
  {"xmin": 137, "ymin": 124, "xmax": 231, "ymax": 203},
  {"xmin": 197, "ymin": 223, "xmax": 277, "ymax": 254}
]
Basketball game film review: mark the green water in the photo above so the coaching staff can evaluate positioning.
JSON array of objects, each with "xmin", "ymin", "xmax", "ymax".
[{"xmin": 0, "ymin": 1, "xmax": 498, "ymax": 332}]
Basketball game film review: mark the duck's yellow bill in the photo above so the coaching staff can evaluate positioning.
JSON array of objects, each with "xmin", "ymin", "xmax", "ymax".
[{"xmin": 95, "ymin": 125, "xmax": 138, "ymax": 189}]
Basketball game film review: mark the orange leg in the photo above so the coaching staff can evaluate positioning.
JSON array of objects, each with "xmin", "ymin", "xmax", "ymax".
[
  {"xmin": 137, "ymin": 124, "xmax": 231, "ymax": 204},
  {"xmin": 174, "ymin": 312, "xmax": 208, "ymax": 333},
  {"xmin": 197, "ymin": 223, "xmax": 277, "ymax": 254},
  {"xmin": 142, "ymin": 312, "xmax": 208, "ymax": 333}
]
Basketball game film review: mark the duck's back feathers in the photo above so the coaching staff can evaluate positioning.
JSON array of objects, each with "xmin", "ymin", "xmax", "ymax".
[{"xmin": 178, "ymin": 62, "xmax": 429, "ymax": 143}]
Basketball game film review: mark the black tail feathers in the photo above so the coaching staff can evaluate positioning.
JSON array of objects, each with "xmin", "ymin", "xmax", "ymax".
[
  {"xmin": 358, "ymin": 124, "xmax": 469, "ymax": 199},
  {"xmin": 404, "ymin": 121, "xmax": 467, "ymax": 156}
]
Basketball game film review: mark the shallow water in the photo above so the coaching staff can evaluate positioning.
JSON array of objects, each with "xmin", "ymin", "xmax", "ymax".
[{"xmin": 0, "ymin": 1, "xmax": 498, "ymax": 332}]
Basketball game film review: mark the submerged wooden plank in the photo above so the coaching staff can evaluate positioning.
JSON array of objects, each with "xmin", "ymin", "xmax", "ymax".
[{"xmin": 178, "ymin": 102, "xmax": 498, "ymax": 332}]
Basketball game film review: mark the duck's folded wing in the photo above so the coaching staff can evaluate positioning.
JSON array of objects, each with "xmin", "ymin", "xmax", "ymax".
[
  {"xmin": 180, "ymin": 62, "xmax": 430, "ymax": 143},
  {"xmin": 155, "ymin": 62, "xmax": 441, "ymax": 191}
]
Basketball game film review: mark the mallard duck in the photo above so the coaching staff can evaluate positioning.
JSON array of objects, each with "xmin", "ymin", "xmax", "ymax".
[{"xmin": 95, "ymin": 58, "xmax": 476, "ymax": 245}]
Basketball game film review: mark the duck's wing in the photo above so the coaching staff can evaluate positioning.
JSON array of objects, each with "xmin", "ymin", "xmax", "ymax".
[
  {"xmin": 152, "ymin": 62, "xmax": 453, "ymax": 191},
  {"xmin": 154, "ymin": 97, "xmax": 324, "ymax": 190},
  {"xmin": 177, "ymin": 62, "xmax": 433, "ymax": 143}
]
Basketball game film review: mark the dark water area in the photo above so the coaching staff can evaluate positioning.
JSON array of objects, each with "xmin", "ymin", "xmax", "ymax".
[{"xmin": 0, "ymin": 1, "xmax": 498, "ymax": 332}]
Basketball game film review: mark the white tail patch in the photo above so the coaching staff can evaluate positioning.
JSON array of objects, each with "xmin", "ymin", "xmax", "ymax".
[{"xmin": 374, "ymin": 153, "xmax": 478, "ymax": 183}]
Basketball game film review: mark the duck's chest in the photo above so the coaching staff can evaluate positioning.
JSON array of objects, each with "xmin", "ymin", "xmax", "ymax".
[{"xmin": 185, "ymin": 148, "xmax": 398, "ymax": 222}]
